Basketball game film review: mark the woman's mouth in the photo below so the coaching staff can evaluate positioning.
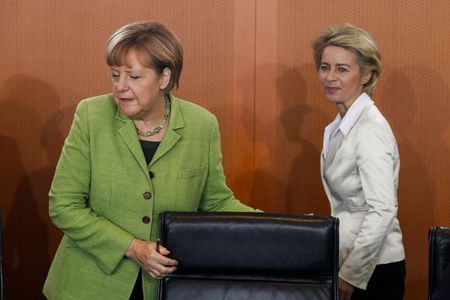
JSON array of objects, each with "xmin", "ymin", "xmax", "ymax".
[{"xmin": 325, "ymin": 86, "xmax": 339, "ymax": 93}]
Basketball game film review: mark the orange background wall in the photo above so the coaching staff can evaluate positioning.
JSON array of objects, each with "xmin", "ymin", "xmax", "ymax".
[{"xmin": 1, "ymin": 0, "xmax": 449, "ymax": 299}]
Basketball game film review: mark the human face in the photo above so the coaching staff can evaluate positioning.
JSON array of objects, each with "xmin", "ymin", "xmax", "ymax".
[
  {"xmin": 318, "ymin": 46, "xmax": 371, "ymax": 108},
  {"xmin": 111, "ymin": 48, "xmax": 169, "ymax": 121}
]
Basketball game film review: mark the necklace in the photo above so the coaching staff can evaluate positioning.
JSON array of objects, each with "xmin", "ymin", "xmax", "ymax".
[{"xmin": 136, "ymin": 96, "xmax": 171, "ymax": 137}]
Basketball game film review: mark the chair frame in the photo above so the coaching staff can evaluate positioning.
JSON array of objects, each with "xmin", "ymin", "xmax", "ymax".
[
  {"xmin": 158, "ymin": 212, "xmax": 339, "ymax": 300},
  {"xmin": 428, "ymin": 226, "xmax": 450, "ymax": 300}
]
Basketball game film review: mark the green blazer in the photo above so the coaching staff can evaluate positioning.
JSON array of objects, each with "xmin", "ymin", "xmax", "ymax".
[{"xmin": 43, "ymin": 94, "xmax": 257, "ymax": 300}]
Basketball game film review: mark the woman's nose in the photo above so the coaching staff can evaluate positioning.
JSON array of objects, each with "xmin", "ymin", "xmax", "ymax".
[
  {"xmin": 116, "ymin": 75, "xmax": 129, "ymax": 91},
  {"xmin": 325, "ymin": 70, "xmax": 336, "ymax": 81}
]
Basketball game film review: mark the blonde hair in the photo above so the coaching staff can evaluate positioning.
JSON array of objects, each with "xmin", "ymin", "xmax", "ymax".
[
  {"xmin": 312, "ymin": 24, "xmax": 382, "ymax": 95},
  {"xmin": 105, "ymin": 21, "xmax": 183, "ymax": 93}
]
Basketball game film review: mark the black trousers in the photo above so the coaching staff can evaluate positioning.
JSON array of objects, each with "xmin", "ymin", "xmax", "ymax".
[
  {"xmin": 351, "ymin": 260, "xmax": 406, "ymax": 300},
  {"xmin": 129, "ymin": 270, "xmax": 143, "ymax": 300}
]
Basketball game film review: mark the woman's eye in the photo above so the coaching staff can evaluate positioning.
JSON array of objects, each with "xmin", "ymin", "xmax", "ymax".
[
  {"xmin": 129, "ymin": 75, "xmax": 141, "ymax": 80},
  {"xmin": 320, "ymin": 65, "xmax": 329, "ymax": 71},
  {"xmin": 337, "ymin": 67, "xmax": 348, "ymax": 72}
]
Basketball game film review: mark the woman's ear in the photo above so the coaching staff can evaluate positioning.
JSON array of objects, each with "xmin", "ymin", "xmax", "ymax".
[
  {"xmin": 159, "ymin": 67, "xmax": 171, "ymax": 90},
  {"xmin": 361, "ymin": 71, "xmax": 372, "ymax": 85}
]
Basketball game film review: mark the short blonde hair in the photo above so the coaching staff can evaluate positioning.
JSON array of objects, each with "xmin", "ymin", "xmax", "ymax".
[
  {"xmin": 312, "ymin": 24, "xmax": 382, "ymax": 95},
  {"xmin": 105, "ymin": 21, "xmax": 183, "ymax": 93}
]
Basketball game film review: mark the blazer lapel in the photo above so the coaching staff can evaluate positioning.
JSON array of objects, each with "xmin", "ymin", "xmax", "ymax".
[
  {"xmin": 115, "ymin": 108, "xmax": 149, "ymax": 177},
  {"xmin": 325, "ymin": 104, "xmax": 372, "ymax": 169},
  {"xmin": 325, "ymin": 130, "xmax": 345, "ymax": 168},
  {"xmin": 150, "ymin": 95, "xmax": 184, "ymax": 167},
  {"xmin": 321, "ymin": 150, "xmax": 327, "ymax": 176},
  {"xmin": 114, "ymin": 95, "xmax": 185, "ymax": 171}
]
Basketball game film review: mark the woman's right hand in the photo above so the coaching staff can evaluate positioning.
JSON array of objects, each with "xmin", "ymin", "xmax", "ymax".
[{"xmin": 126, "ymin": 238, "xmax": 178, "ymax": 279}]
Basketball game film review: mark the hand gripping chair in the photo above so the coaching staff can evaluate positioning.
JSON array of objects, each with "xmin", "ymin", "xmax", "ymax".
[
  {"xmin": 429, "ymin": 226, "xmax": 450, "ymax": 300},
  {"xmin": 158, "ymin": 212, "xmax": 339, "ymax": 300}
]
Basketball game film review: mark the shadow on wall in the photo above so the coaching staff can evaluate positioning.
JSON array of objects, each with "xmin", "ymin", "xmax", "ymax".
[
  {"xmin": 277, "ymin": 64, "xmax": 330, "ymax": 215},
  {"xmin": 379, "ymin": 66, "xmax": 450, "ymax": 300},
  {"xmin": 229, "ymin": 100, "xmax": 288, "ymax": 212},
  {"xmin": 227, "ymin": 63, "xmax": 332, "ymax": 214},
  {"xmin": 0, "ymin": 75, "xmax": 73, "ymax": 299},
  {"xmin": 225, "ymin": 63, "xmax": 286, "ymax": 212}
]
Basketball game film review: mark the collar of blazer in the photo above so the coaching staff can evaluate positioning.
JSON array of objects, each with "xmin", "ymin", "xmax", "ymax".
[
  {"xmin": 114, "ymin": 93, "xmax": 185, "ymax": 173},
  {"xmin": 321, "ymin": 101, "xmax": 375, "ymax": 171}
]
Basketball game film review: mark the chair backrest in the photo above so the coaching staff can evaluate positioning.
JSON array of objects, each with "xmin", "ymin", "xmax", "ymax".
[
  {"xmin": 158, "ymin": 212, "xmax": 339, "ymax": 300},
  {"xmin": 428, "ymin": 226, "xmax": 450, "ymax": 300},
  {"xmin": 0, "ymin": 211, "xmax": 3, "ymax": 300}
]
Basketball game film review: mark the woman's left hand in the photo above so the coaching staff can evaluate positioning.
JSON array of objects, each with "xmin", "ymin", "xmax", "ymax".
[
  {"xmin": 125, "ymin": 238, "xmax": 178, "ymax": 279},
  {"xmin": 339, "ymin": 277, "xmax": 354, "ymax": 300}
]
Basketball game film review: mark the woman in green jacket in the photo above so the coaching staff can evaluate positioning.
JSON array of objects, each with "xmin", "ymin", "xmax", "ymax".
[{"xmin": 43, "ymin": 21, "xmax": 258, "ymax": 300}]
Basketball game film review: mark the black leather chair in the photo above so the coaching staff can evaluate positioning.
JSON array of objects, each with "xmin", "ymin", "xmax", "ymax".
[
  {"xmin": 158, "ymin": 212, "xmax": 339, "ymax": 300},
  {"xmin": 428, "ymin": 226, "xmax": 450, "ymax": 300},
  {"xmin": 0, "ymin": 211, "xmax": 3, "ymax": 300}
]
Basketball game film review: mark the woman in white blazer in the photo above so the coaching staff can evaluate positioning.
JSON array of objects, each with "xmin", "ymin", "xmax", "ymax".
[{"xmin": 313, "ymin": 24, "xmax": 405, "ymax": 300}]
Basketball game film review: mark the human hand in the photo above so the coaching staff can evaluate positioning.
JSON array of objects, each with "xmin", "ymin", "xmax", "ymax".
[
  {"xmin": 126, "ymin": 238, "xmax": 178, "ymax": 279},
  {"xmin": 339, "ymin": 277, "xmax": 354, "ymax": 300}
]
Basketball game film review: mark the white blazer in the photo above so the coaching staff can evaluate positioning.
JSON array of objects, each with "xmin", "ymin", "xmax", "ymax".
[{"xmin": 321, "ymin": 94, "xmax": 405, "ymax": 290}]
